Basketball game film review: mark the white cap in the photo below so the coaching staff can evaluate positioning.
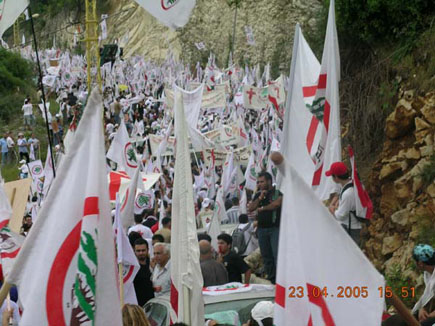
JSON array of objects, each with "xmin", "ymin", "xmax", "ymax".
[
  {"xmin": 251, "ymin": 301, "xmax": 274, "ymax": 326},
  {"xmin": 201, "ymin": 198, "xmax": 211, "ymax": 209}
]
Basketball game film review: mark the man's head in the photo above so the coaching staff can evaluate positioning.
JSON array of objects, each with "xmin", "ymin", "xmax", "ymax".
[
  {"xmin": 257, "ymin": 172, "xmax": 273, "ymax": 191},
  {"xmin": 134, "ymin": 214, "xmax": 143, "ymax": 224},
  {"xmin": 134, "ymin": 238, "xmax": 149, "ymax": 264},
  {"xmin": 217, "ymin": 233, "xmax": 232, "ymax": 255},
  {"xmin": 232, "ymin": 197, "xmax": 239, "ymax": 207},
  {"xmin": 413, "ymin": 244, "xmax": 435, "ymax": 272},
  {"xmin": 239, "ymin": 214, "xmax": 249, "ymax": 224},
  {"xmin": 153, "ymin": 243, "xmax": 170, "ymax": 267},
  {"xmin": 162, "ymin": 217, "xmax": 171, "ymax": 229},
  {"xmin": 199, "ymin": 239, "xmax": 212, "ymax": 260},
  {"xmin": 325, "ymin": 162, "xmax": 349, "ymax": 183},
  {"xmin": 152, "ymin": 234, "xmax": 165, "ymax": 245}
]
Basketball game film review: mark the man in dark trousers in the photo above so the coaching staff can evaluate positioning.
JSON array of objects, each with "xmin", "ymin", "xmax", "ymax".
[
  {"xmin": 248, "ymin": 171, "xmax": 282, "ymax": 284},
  {"xmin": 133, "ymin": 238, "xmax": 154, "ymax": 306}
]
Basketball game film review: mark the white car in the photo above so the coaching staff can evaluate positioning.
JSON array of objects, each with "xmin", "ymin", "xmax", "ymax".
[{"xmin": 144, "ymin": 283, "xmax": 275, "ymax": 326}]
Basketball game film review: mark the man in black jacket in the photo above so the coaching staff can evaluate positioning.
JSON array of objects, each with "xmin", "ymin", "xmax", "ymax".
[{"xmin": 133, "ymin": 238, "xmax": 154, "ymax": 306}]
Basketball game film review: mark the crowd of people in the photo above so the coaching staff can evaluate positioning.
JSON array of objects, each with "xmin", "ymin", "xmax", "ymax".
[{"xmin": 0, "ymin": 45, "xmax": 433, "ymax": 326}]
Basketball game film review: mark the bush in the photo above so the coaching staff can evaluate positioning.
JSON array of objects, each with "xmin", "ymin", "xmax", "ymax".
[
  {"xmin": 334, "ymin": 0, "xmax": 435, "ymax": 45},
  {"xmin": 0, "ymin": 48, "xmax": 35, "ymax": 123}
]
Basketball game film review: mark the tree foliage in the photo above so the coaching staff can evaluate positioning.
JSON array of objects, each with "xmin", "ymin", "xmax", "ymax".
[
  {"xmin": 335, "ymin": 0, "xmax": 435, "ymax": 44},
  {"xmin": 0, "ymin": 48, "xmax": 35, "ymax": 123}
]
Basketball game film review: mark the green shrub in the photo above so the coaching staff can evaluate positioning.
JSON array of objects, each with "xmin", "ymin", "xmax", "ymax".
[{"xmin": 0, "ymin": 48, "xmax": 35, "ymax": 123}]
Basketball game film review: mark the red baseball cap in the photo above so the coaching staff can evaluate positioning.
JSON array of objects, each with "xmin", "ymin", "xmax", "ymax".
[{"xmin": 325, "ymin": 162, "xmax": 348, "ymax": 177}]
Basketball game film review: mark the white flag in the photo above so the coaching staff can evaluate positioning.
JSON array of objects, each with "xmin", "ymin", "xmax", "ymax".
[
  {"xmin": 277, "ymin": 24, "xmax": 321, "ymax": 189},
  {"xmin": 113, "ymin": 194, "xmax": 140, "ymax": 305},
  {"xmin": 0, "ymin": 0, "xmax": 28, "ymax": 38},
  {"xmin": 7, "ymin": 89, "xmax": 122, "ymax": 326},
  {"xmin": 107, "ymin": 119, "xmax": 139, "ymax": 178},
  {"xmin": 120, "ymin": 165, "xmax": 140, "ymax": 230},
  {"xmin": 310, "ymin": 0, "xmax": 342, "ymax": 200},
  {"xmin": 42, "ymin": 146, "xmax": 54, "ymax": 198},
  {"xmin": 170, "ymin": 90, "xmax": 204, "ymax": 325},
  {"xmin": 134, "ymin": 0, "xmax": 196, "ymax": 29},
  {"xmin": 244, "ymin": 152, "xmax": 257, "ymax": 191},
  {"xmin": 274, "ymin": 162, "xmax": 384, "ymax": 326}
]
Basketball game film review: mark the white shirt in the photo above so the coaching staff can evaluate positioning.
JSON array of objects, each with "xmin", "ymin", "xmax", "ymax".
[
  {"xmin": 335, "ymin": 182, "xmax": 361, "ymax": 230},
  {"xmin": 152, "ymin": 260, "xmax": 171, "ymax": 297},
  {"xmin": 22, "ymin": 103, "xmax": 33, "ymax": 116},
  {"xmin": 128, "ymin": 224, "xmax": 153, "ymax": 240},
  {"xmin": 6, "ymin": 137, "xmax": 14, "ymax": 148},
  {"xmin": 237, "ymin": 222, "xmax": 258, "ymax": 256}
]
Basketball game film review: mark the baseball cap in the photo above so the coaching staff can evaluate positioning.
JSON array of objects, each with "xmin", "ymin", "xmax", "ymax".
[
  {"xmin": 251, "ymin": 301, "xmax": 274, "ymax": 326},
  {"xmin": 202, "ymin": 198, "xmax": 211, "ymax": 209},
  {"xmin": 413, "ymin": 244, "xmax": 434, "ymax": 263},
  {"xmin": 325, "ymin": 162, "xmax": 347, "ymax": 177}
]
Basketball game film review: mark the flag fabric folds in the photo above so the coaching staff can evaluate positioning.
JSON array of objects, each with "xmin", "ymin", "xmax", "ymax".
[
  {"xmin": 310, "ymin": 0, "xmax": 342, "ymax": 200},
  {"xmin": 0, "ymin": 0, "xmax": 29, "ymax": 38},
  {"xmin": 348, "ymin": 146, "xmax": 373, "ymax": 219},
  {"xmin": 278, "ymin": 23, "xmax": 320, "ymax": 189},
  {"xmin": 274, "ymin": 161, "xmax": 384, "ymax": 326},
  {"xmin": 134, "ymin": 0, "xmax": 196, "ymax": 29},
  {"xmin": 170, "ymin": 90, "xmax": 204, "ymax": 325},
  {"xmin": 7, "ymin": 90, "xmax": 122, "ymax": 326}
]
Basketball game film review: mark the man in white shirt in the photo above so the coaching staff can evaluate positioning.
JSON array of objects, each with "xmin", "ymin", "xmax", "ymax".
[
  {"xmin": 325, "ymin": 162, "xmax": 362, "ymax": 245},
  {"xmin": 151, "ymin": 243, "xmax": 171, "ymax": 297},
  {"xmin": 22, "ymin": 99, "xmax": 35, "ymax": 129},
  {"xmin": 128, "ymin": 214, "xmax": 153, "ymax": 240}
]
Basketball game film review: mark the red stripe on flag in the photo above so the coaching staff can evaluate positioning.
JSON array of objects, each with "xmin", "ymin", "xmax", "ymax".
[
  {"xmin": 312, "ymin": 164, "xmax": 323, "ymax": 186},
  {"xmin": 0, "ymin": 220, "xmax": 9, "ymax": 230},
  {"xmin": 323, "ymin": 100, "xmax": 331, "ymax": 133},
  {"xmin": 275, "ymin": 283, "xmax": 286, "ymax": 308},
  {"xmin": 123, "ymin": 265, "xmax": 134, "ymax": 283},
  {"xmin": 170, "ymin": 280, "xmax": 179, "ymax": 316},
  {"xmin": 109, "ymin": 172, "xmax": 122, "ymax": 201},
  {"xmin": 306, "ymin": 117, "xmax": 319, "ymax": 158},
  {"xmin": 303, "ymin": 86, "xmax": 317, "ymax": 98},
  {"xmin": 318, "ymin": 74, "xmax": 327, "ymax": 89},
  {"xmin": 84, "ymin": 197, "xmax": 99, "ymax": 216},
  {"xmin": 268, "ymin": 95, "xmax": 280, "ymax": 115},
  {"xmin": 46, "ymin": 221, "xmax": 82, "ymax": 326},
  {"xmin": 307, "ymin": 283, "xmax": 335, "ymax": 326},
  {"xmin": 0, "ymin": 248, "xmax": 20, "ymax": 259}
]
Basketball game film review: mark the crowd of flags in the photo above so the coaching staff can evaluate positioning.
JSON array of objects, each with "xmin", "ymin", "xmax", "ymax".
[{"xmin": 0, "ymin": 0, "xmax": 382, "ymax": 325}]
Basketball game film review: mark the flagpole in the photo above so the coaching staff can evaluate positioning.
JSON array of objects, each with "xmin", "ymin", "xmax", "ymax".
[
  {"xmin": 182, "ymin": 285, "xmax": 191, "ymax": 325},
  {"xmin": 28, "ymin": 6, "xmax": 56, "ymax": 178},
  {"xmin": 118, "ymin": 263, "xmax": 124, "ymax": 307}
]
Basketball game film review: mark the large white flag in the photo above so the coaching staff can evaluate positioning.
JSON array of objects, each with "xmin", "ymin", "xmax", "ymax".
[
  {"xmin": 107, "ymin": 119, "xmax": 139, "ymax": 179},
  {"xmin": 120, "ymin": 164, "xmax": 140, "ymax": 231},
  {"xmin": 114, "ymin": 194, "xmax": 140, "ymax": 305},
  {"xmin": 170, "ymin": 90, "xmax": 204, "ymax": 325},
  {"xmin": 244, "ymin": 152, "xmax": 257, "ymax": 191},
  {"xmin": 274, "ymin": 162, "xmax": 384, "ymax": 326},
  {"xmin": 0, "ymin": 0, "xmax": 29, "ymax": 38},
  {"xmin": 278, "ymin": 24, "xmax": 320, "ymax": 189},
  {"xmin": 134, "ymin": 0, "xmax": 196, "ymax": 29},
  {"xmin": 7, "ymin": 90, "xmax": 122, "ymax": 326},
  {"xmin": 310, "ymin": 0, "xmax": 342, "ymax": 200}
]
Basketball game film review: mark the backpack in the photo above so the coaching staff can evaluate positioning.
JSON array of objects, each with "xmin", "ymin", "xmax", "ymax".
[
  {"xmin": 340, "ymin": 183, "xmax": 369, "ymax": 225},
  {"xmin": 231, "ymin": 223, "xmax": 252, "ymax": 255}
]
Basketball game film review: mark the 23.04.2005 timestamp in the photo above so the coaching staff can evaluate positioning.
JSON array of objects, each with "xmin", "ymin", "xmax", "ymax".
[{"xmin": 288, "ymin": 286, "xmax": 415, "ymax": 299}]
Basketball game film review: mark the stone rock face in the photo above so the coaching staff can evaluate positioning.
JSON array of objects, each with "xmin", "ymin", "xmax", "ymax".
[
  {"xmin": 36, "ymin": 0, "xmax": 321, "ymax": 67},
  {"xmin": 366, "ymin": 91, "xmax": 435, "ymax": 291}
]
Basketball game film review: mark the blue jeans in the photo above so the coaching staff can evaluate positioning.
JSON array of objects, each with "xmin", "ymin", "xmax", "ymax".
[
  {"xmin": 1, "ymin": 152, "xmax": 8, "ymax": 165},
  {"xmin": 257, "ymin": 226, "xmax": 279, "ymax": 283}
]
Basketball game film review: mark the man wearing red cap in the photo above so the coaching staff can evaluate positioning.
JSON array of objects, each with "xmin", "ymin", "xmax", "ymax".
[{"xmin": 325, "ymin": 162, "xmax": 361, "ymax": 245}]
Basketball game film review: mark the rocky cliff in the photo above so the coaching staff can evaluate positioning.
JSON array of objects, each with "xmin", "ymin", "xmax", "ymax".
[
  {"xmin": 35, "ymin": 0, "xmax": 322, "ymax": 69},
  {"xmin": 365, "ymin": 90, "xmax": 435, "ymax": 287}
]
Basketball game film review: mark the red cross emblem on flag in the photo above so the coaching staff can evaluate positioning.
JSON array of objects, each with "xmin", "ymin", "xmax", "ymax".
[{"xmin": 246, "ymin": 88, "xmax": 256, "ymax": 104}]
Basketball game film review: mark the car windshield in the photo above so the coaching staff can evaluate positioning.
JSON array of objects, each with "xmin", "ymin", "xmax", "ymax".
[
  {"xmin": 205, "ymin": 297, "xmax": 274, "ymax": 324},
  {"xmin": 144, "ymin": 302, "xmax": 168, "ymax": 326}
]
